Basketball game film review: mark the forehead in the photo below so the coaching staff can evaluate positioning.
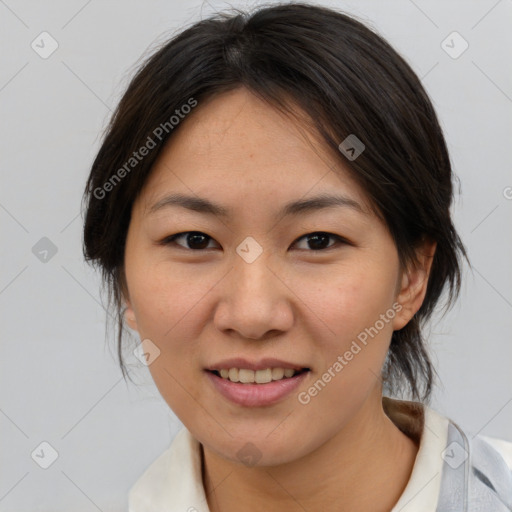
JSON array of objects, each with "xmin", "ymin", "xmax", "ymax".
[{"xmin": 137, "ymin": 87, "xmax": 372, "ymax": 216}]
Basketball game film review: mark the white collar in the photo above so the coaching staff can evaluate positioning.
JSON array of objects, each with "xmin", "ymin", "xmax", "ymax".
[
  {"xmin": 129, "ymin": 424, "xmax": 209, "ymax": 511},
  {"xmin": 128, "ymin": 397, "xmax": 449, "ymax": 512},
  {"xmin": 389, "ymin": 398, "xmax": 449, "ymax": 511}
]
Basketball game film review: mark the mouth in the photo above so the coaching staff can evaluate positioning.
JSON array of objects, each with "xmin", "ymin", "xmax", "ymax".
[
  {"xmin": 206, "ymin": 367, "xmax": 310, "ymax": 384},
  {"xmin": 205, "ymin": 367, "xmax": 311, "ymax": 407}
]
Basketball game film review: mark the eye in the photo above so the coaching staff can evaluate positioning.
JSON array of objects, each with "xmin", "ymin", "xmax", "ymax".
[
  {"xmin": 161, "ymin": 231, "xmax": 219, "ymax": 250},
  {"xmin": 292, "ymin": 232, "xmax": 348, "ymax": 251},
  {"xmin": 160, "ymin": 231, "xmax": 349, "ymax": 252}
]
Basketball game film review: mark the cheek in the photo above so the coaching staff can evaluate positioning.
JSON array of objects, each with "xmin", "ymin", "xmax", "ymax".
[
  {"xmin": 127, "ymin": 257, "xmax": 212, "ymax": 338},
  {"xmin": 125, "ymin": 262, "xmax": 213, "ymax": 421},
  {"xmin": 295, "ymin": 259, "xmax": 398, "ymax": 394},
  {"xmin": 290, "ymin": 267, "xmax": 396, "ymax": 416},
  {"xmin": 300, "ymin": 260, "xmax": 398, "ymax": 342}
]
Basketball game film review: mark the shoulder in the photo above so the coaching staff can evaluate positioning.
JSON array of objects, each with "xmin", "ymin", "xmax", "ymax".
[
  {"xmin": 128, "ymin": 427, "xmax": 208, "ymax": 512},
  {"xmin": 469, "ymin": 433, "xmax": 512, "ymax": 497},
  {"xmin": 128, "ymin": 440, "xmax": 175, "ymax": 511},
  {"xmin": 479, "ymin": 435, "xmax": 512, "ymax": 472},
  {"xmin": 386, "ymin": 397, "xmax": 512, "ymax": 511},
  {"xmin": 437, "ymin": 415, "xmax": 512, "ymax": 511}
]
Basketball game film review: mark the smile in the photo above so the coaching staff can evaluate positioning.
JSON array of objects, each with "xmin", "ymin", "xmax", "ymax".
[
  {"xmin": 205, "ymin": 368, "xmax": 310, "ymax": 407},
  {"xmin": 211, "ymin": 367, "xmax": 308, "ymax": 383}
]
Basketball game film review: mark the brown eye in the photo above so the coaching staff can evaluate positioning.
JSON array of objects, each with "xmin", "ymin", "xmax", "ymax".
[
  {"xmin": 162, "ymin": 231, "xmax": 217, "ymax": 250},
  {"xmin": 293, "ymin": 232, "xmax": 347, "ymax": 251}
]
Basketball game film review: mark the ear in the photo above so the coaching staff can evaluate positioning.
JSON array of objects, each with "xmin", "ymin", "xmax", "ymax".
[
  {"xmin": 392, "ymin": 239, "xmax": 437, "ymax": 331},
  {"xmin": 123, "ymin": 297, "xmax": 139, "ymax": 332},
  {"xmin": 120, "ymin": 268, "xmax": 139, "ymax": 332}
]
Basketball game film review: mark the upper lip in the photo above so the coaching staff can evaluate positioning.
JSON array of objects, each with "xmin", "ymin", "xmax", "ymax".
[{"xmin": 205, "ymin": 357, "xmax": 310, "ymax": 372}]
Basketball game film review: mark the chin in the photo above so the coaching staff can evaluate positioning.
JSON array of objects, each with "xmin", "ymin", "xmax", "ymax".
[{"xmin": 208, "ymin": 432, "xmax": 309, "ymax": 468}]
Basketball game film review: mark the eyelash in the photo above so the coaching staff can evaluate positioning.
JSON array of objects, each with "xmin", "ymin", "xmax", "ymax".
[{"xmin": 159, "ymin": 231, "xmax": 350, "ymax": 252}]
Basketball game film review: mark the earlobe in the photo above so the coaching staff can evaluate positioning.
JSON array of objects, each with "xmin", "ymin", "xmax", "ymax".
[
  {"xmin": 123, "ymin": 300, "xmax": 138, "ymax": 332},
  {"xmin": 120, "ymin": 268, "xmax": 138, "ymax": 331},
  {"xmin": 392, "ymin": 240, "xmax": 437, "ymax": 331}
]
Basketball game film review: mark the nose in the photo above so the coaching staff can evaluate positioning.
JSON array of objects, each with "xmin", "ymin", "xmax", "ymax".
[{"xmin": 213, "ymin": 249, "xmax": 294, "ymax": 340}]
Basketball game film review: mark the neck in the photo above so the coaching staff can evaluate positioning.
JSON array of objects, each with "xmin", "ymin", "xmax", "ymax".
[{"xmin": 202, "ymin": 391, "xmax": 420, "ymax": 512}]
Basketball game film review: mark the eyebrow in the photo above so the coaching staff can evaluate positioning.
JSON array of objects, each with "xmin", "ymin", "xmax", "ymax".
[{"xmin": 147, "ymin": 192, "xmax": 368, "ymax": 219}]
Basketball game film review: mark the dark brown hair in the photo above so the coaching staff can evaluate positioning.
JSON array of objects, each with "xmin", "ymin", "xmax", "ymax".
[{"xmin": 82, "ymin": 2, "xmax": 468, "ymax": 403}]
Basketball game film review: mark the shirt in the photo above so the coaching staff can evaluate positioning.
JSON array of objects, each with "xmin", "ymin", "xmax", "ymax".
[{"xmin": 128, "ymin": 397, "xmax": 512, "ymax": 511}]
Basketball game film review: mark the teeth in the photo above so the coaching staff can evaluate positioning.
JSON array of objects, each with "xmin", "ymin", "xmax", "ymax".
[
  {"xmin": 239, "ymin": 369, "xmax": 255, "ymax": 383},
  {"xmin": 216, "ymin": 367, "xmax": 302, "ymax": 383},
  {"xmin": 256, "ymin": 369, "xmax": 272, "ymax": 383},
  {"xmin": 272, "ymin": 368, "xmax": 284, "ymax": 380}
]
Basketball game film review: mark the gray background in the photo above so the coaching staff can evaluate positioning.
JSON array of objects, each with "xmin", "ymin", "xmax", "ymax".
[{"xmin": 1, "ymin": 0, "xmax": 511, "ymax": 510}]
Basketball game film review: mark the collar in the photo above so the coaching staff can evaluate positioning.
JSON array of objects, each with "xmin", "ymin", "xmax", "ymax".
[
  {"xmin": 386, "ymin": 397, "xmax": 449, "ymax": 511},
  {"xmin": 128, "ymin": 397, "xmax": 450, "ymax": 512}
]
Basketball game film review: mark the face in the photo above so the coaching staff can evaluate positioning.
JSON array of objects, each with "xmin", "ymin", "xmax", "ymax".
[{"xmin": 123, "ymin": 87, "xmax": 432, "ymax": 466}]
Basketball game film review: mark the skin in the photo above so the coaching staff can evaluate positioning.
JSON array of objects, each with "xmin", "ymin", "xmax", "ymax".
[{"xmin": 123, "ymin": 87, "xmax": 436, "ymax": 512}]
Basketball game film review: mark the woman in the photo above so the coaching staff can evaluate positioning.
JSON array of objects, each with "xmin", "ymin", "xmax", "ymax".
[{"xmin": 82, "ymin": 3, "xmax": 512, "ymax": 511}]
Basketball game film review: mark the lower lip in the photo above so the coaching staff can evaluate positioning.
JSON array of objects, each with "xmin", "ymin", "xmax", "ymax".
[{"xmin": 205, "ymin": 370, "xmax": 310, "ymax": 407}]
